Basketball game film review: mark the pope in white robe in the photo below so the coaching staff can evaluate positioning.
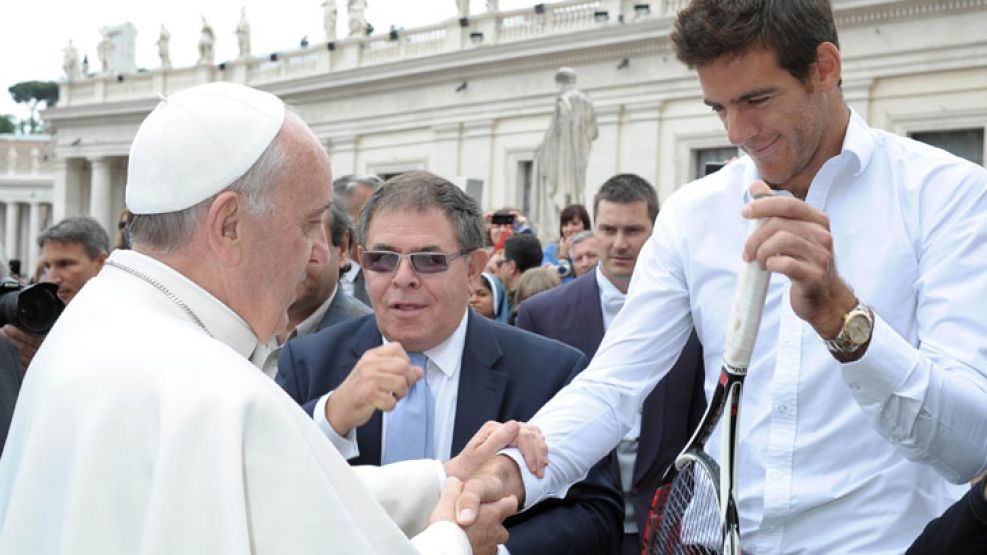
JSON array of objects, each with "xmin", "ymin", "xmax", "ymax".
[{"xmin": 0, "ymin": 82, "xmax": 517, "ymax": 554}]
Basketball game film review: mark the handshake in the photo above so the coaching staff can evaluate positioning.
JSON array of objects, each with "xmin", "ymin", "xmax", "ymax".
[
  {"xmin": 325, "ymin": 343, "xmax": 549, "ymax": 554},
  {"xmin": 430, "ymin": 420, "xmax": 547, "ymax": 555}
]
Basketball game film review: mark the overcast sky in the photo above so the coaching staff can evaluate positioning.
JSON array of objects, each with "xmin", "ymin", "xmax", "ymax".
[{"xmin": 1, "ymin": 0, "xmax": 535, "ymax": 123}]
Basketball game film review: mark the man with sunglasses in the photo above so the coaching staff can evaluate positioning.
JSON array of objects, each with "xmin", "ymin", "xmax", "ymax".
[
  {"xmin": 0, "ymin": 83, "xmax": 521, "ymax": 555},
  {"xmin": 277, "ymin": 171, "xmax": 624, "ymax": 554}
]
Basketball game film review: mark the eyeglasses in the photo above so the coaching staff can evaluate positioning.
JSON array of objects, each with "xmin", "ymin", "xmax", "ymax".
[{"xmin": 362, "ymin": 249, "xmax": 471, "ymax": 274}]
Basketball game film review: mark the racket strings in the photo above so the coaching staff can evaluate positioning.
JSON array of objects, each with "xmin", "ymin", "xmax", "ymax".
[{"xmin": 646, "ymin": 462, "xmax": 722, "ymax": 555}]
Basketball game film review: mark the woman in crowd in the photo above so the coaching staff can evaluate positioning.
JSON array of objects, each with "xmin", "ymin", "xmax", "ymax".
[
  {"xmin": 508, "ymin": 267, "xmax": 560, "ymax": 325},
  {"xmin": 470, "ymin": 272, "xmax": 510, "ymax": 323},
  {"xmin": 541, "ymin": 204, "xmax": 591, "ymax": 282}
]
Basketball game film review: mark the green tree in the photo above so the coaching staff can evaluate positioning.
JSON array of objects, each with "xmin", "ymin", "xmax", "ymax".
[
  {"xmin": 0, "ymin": 114, "xmax": 16, "ymax": 134},
  {"xmin": 8, "ymin": 81, "xmax": 59, "ymax": 134}
]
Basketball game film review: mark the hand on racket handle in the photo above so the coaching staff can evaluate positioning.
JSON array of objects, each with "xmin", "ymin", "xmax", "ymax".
[
  {"xmin": 740, "ymin": 180, "xmax": 857, "ymax": 339},
  {"xmin": 724, "ymin": 188, "xmax": 773, "ymax": 369},
  {"xmin": 644, "ymin": 191, "xmax": 774, "ymax": 555}
]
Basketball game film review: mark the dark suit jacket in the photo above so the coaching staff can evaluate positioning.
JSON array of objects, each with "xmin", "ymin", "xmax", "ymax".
[
  {"xmin": 906, "ymin": 477, "xmax": 987, "ymax": 555},
  {"xmin": 516, "ymin": 270, "xmax": 706, "ymax": 541},
  {"xmin": 277, "ymin": 310, "xmax": 624, "ymax": 554},
  {"xmin": 351, "ymin": 267, "xmax": 371, "ymax": 306},
  {"xmin": 315, "ymin": 290, "xmax": 372, "ymax": 332},
  {"xmin": 0, "ymin": 336, "xmax": 23, "ymax": 457}
]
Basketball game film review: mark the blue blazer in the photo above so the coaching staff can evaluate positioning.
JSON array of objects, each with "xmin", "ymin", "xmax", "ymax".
[
  {"xmin": 516, "ymin": 270, "xmax": 706, "ymax": 537},
  {"xmin": 277, "ymin": 310, "xmax": 624, "ymax": 554},
  {"xmin": 315, "ymin": 290, "xmax": 372, "ymax": 332}
]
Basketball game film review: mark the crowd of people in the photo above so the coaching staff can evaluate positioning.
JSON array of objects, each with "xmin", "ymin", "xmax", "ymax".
[{"xmin": 0, "ymin": 1, "xmax": 985, "ymax": 554}]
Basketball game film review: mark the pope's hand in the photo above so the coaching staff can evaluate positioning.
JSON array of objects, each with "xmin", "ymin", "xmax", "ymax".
[
  {"xmin": 430, "ymin": 474, "xmax": 516, "ymax": 555},
  {"xmin": 324, "ymin": 342, "xmax": 421, "ymax": 436}
]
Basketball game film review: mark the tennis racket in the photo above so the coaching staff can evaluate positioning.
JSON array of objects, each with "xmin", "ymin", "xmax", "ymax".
[{"xmin": 643, "ymin": 199, "xmax": 773, "ymax": 555}]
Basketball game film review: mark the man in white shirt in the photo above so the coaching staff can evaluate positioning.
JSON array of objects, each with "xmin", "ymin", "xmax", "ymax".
[
  {"xmin": 0, "ymin": 82, "xmax": 520, "ymax": 554},
  {"xmin": 473, "ymin": 1, "xmax": 987, "ymax": 553},
  {"xmin": 251, "ymin": 202, "xmax": 371, "ymax": 378},
  {"xmin": 516, "ymin": 174, "xmax": 706, "ymax": 554},
  {"xmin": 277, "ymin": 170, "xmax": 624, "ymax": 554}
]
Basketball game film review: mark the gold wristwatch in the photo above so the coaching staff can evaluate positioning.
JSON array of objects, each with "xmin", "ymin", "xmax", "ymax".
[{"xmin": 824, "ymin": 301, "xmax": 874, "ymax": 357}]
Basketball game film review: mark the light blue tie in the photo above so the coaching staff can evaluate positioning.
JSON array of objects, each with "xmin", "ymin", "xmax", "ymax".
[{"xmin": 383, "ymin": 352, "xmax": 435, "ymax": 463}]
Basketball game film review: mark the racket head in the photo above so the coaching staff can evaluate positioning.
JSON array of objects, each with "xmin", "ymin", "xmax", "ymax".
[{"xmin": 644, "ymin": 450, "xmax": 724, "ymax": 555}]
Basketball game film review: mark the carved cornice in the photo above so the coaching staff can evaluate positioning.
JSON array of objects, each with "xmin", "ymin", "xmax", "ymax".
[{"xmin": 836, "ymin": 0, "xmax": 987, "ymax": 26}]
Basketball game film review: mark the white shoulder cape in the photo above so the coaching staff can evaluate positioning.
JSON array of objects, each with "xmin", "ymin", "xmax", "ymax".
[{"xmin": 0, "ymin": 254, "xmax": 469, "ymax": 554}]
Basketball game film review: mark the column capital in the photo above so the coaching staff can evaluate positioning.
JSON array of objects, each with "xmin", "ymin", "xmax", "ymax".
[
  {"xmin": 432, "ymin": 123, "xmax": 462, "ymax": 140},
  {"xmin": 327, "ymin": 135, "xmax": 357, "ymax": 152},
  {"xmin": 86, "ymin": 155, "xmax": 111, "ymax": 165},
  {"xmin": 463, "ymin": 119, "xmax": 495, "ymax": 139}
]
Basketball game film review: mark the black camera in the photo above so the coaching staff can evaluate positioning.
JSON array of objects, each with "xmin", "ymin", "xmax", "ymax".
[
  {"xmin": 491, "ymin": 212, "xmax": 516, "ymax": 225},
  {"xmin": 0, "ymin": 280, "xmax": 65, "ymax": 335}
]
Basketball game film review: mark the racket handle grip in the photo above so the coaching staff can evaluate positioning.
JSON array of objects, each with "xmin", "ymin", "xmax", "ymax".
[{"xmin": 723, "ymin": 210, "xmax": 772, "ymax": 370}]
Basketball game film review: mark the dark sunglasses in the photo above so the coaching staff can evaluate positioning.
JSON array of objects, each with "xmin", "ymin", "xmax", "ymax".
[{"xmin": 362, "ymin": 249, "xmax": 472, "ymax": 274}]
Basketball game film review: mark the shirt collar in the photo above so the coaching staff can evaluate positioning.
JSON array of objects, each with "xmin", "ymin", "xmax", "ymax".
[
  {"xmin": 105, "ymin": 250, "xmax": 258, "ymax": 358},
  {"xmin": 595, "ymin": 264, "xmax": 625, "ymax": 301},
  {"xmin": 381, "ymin": 308, "xmax": 469, "ymax": 380},
  {"xmin": 738, "ymin": 106, "xmax": 873, "ymax": 204},
  {"xmin": 341, "ymin": 261, "xmax": 361, "ymax": 284},
  {"xmin": 291, "ymin": 286, "xmax": 337, "ymax": 339}
]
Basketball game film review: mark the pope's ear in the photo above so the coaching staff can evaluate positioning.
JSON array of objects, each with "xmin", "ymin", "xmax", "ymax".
[{"xmin": 205, "ymin": 191, "xmax": 244, "ymax": 265}]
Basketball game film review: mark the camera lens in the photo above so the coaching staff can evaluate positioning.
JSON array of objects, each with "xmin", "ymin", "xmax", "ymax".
[
  {"xmin": 0, "ymin": 282, "xmax": 64, "ymax": 335},
  {"xmin": 17, "ymin": 284, "xmax": 64, "ymax": 334}
]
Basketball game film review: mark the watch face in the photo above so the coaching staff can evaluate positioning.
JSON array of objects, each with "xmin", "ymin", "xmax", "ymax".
[{"xmin": 846, "ymin": 312, "xmax": 873, "ymax": 344}]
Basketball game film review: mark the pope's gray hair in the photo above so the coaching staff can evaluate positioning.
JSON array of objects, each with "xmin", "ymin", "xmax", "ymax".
[{"xmin": 128, "ymin": 127, "xmax": 287, "ymax": 252}]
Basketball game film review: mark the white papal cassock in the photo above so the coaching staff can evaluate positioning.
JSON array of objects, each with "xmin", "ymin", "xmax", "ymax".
[{"xmin": 0, "ymin": 249, "xmax": 470, "ymax": 554}]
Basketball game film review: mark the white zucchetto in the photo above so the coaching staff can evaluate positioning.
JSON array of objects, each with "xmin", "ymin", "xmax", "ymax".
[{"xmin": 126, "ymin": 82, "xmax": 286, "ymax": 214}]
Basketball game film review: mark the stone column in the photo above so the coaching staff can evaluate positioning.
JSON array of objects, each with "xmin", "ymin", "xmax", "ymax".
[
  {"xmin": 88, "ymin": 156, "xmax": 113, "ymax": 236},
  {"xmin": 618, "ymin": 101, "xmax": 663, "ymax": 193},
  {"xmin": 4, "ymin": 202, "xmax": 18, "ymax": 266},
  {"xmin": 430, "ymin": 123, "xmax": 462, "ymax": 179},
  {"xmin": 460, "ymin": 120, "xmax": 495, "ymax": 206},
  {"xmin": 27, "ymin": 201, "xmax": 41, "ymax": 277},
  {"xmin": 585, "ymin": 104, "xmax": 622, "ymax": 206},
  {"xmin": 327, "ymin": 136, "xmax": 357, "ymax": 177},
  {"xmin": 52, "ymin": 158, "xmax": 69, "ymax": 223}
]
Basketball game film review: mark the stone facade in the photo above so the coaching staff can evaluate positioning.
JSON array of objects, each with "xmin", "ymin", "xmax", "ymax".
[
  {"xmin": 0, "ymin": 135, "xmax": 54, "ymax": 277},
  {"xmin": 6, "ymin": 0, "xmax": 987, "ymax": 248}
]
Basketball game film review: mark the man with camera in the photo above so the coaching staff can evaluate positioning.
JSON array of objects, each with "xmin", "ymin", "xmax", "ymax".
[
  {"xmin": 0, "ymin": 217, "xmax": 109, "ymax": 371},
  {"xmin": 515, "ymin": 173, "xmax": 705, "ymax": 554},
  {"xmin": 492, "ymin": 234, "xmax": 542, "ymax": 306}
]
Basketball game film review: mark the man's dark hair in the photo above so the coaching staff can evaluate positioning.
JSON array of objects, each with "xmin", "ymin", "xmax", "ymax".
[
  {"xmin": 559, "ymin": 204, "xmax": 591, "ymax": 237},
  {"xmin": 37, "ymin": 216, "xmax": 111, "ymax": 259},
  {"xmin": 327, "ymin": 202, "xmax": 352, "ymax": 248},
  {"xmin": 671, "ymin": 0, "xmax": 839, "ymax": 82},
  {"xmin": 358, "ymin": 171, "xmax": 484, "ymax": 251},
  {"xmin": 504, "ymin": 234, "xmax": 543, "ymax": 274},
  {"xmin": 593, "ymin": 173, "xmax": 659, "ymax": 222}
]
